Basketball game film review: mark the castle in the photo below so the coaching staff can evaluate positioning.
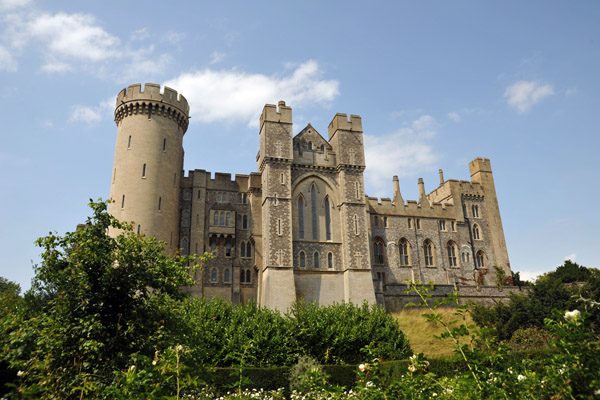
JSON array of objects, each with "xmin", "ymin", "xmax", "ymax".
[{"xmin": 108, "ymin": 83, "xmax": 514, "ymax": 311}]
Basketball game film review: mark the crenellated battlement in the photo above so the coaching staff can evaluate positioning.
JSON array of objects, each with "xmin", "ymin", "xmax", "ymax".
[
  {"xmin": 114, "ymin": 83, "xmax": 190, "ymax": 133},
  {"xmin": 260, "ymin": 100, "xmax": 292, "ymax": 128},
  {"xmin": 116, "ymin": 83, "xmax": 189, "ymax": 113},
  {"xmin": 469, "ymin": 157, "xmax": 492, "ymax": 175},
  {"xmin": 328, "ymin": 113, "xmax": 362, "ymax": 139}
]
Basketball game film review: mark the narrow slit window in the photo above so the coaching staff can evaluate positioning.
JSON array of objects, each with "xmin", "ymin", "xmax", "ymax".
[
  {"xmin": 311, "ymin": 184, "xmax": 318, "ymax": 240},
  {"xmin": 246, "ymin": 242, "xmax": 252, "ymax": 258},
  {"xmin": 128, "ymin": 135, "xmax": 131, "ymax": 148},
  {"xmin": 354, "ymin": 215, "xmax": 359, "ymax": 235},
  {"xmin": 298, "ymin": 196, "xmax": 304, "ymax": 239},
  {"xmin": 147, "ymin": 103, "xmax": 152, "ymax": 119},
  {"xmin": 142, "ymin": 163, "xmax": 146, "ymax": 178},
  {"xmin": 241, "ymin": 242, "xmax": 246, "ymax": 257},
  {"xmin": 137, "ymin": 224, "xmax": 141, "ymax": 235},
  {"xmin": 121, "ymin": 194, "xmax": 125, "ymax": 208},
  {"xmin": 162, "ymin": 138, "xmax": 166, "ymax": 151},
  {"xmin": 277, "ymin": 219, "xmax": 282, "ymax": 236},
  {"xmin": 325, "ymin": 197, "xmax": 331, "ymax": 240},
  {"xmin": 328, "ymin": 252, "xmax": 333, "ymax": 269},
  {"xmin": 313, "ymin": 252, "xmax": 320, "ymax": 268},
  {"xmin": 243, "ymin": 215, "xmax": 248, "ymax": 229},
  {"xmin": 158, "ymin": 197, "xmax": 162, "ymax": 211},
  {"xmin": 300, "ymin": 252, "xmax": 305, "ymax": 268}
]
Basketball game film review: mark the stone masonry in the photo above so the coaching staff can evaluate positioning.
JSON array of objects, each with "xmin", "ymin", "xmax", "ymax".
[{"xmin": 108, "ymin": 83, "xmax": 513, "ymax": 312}]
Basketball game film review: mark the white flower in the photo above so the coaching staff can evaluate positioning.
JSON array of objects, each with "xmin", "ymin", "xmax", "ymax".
[
  {"xmin": 16, "ymin": 370, "xmax": 24, "ymax": 377},
  {"xmin": 517, "ymin": 374, "xmax": 526, "ymax": 381},
  {"xmin": 176, "ymin": 344, "xmax": 183, "ymax": 351},
  {"xmin": 564, "ymin": 310, "xmax": 581, "ymax": 321},
  {"xmin": 358, "ymin": 363, "xmax": 366, "ymax": 371},
  {"xmin": 366, "ymin": 381, "xmax": 374, "ymax": 387},
  {"xmin": 128, "ymin": 365, "xmax": 135, "ymax": 372}
]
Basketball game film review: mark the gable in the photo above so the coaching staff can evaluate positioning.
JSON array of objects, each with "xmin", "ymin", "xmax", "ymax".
[{"xmin": 293, "ymin": 123, "xmax": 332, "ymax": 151}]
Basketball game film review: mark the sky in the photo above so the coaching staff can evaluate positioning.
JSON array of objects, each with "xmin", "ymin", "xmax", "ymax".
[{"xmin": 1, "ymin": 0, "xmax": 598, "ymax": 290}]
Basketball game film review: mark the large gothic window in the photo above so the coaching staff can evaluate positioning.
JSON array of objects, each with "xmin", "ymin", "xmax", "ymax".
[
  {"xmin": 298, "ymin": 196, "xmax": 304, "ymax": 239},
  {"xmin": 447, "ymin": 241, "xmax": 458, "ymax": 267},
  {"xmin": 374, "ymin": 239, "xmax": 385, "ymax": 265},
  {"xmin": 472, "ymin": 224, "xmax": 480, "ymax": 240},
  {"xmin": 399, "ymin": 238, "xmax": 410, "ymax": 266},
  {"xmin": 311, "ymin": 184, "xmax": 318, "ymax": 240},
  {"xmin": 423, "ymin": 240, "xmax": 434, "ymax": 266},
  {"xmin": 476, "ymin": 251, "xmax": 486, "ymax": 268},
  {"xmin": 325, "ymin": 197, "xmax": 331, "ymax": 241}
]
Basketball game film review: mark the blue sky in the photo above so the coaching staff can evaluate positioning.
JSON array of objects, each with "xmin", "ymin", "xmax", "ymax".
[{"xmin": 1, "ymin": 0, "xmax": 598, "ymax": 290}]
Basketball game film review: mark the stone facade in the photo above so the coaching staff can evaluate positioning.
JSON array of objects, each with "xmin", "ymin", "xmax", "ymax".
[{"xmin": 108, "ymin": 83, "xmax": 513, "ymax": 312}]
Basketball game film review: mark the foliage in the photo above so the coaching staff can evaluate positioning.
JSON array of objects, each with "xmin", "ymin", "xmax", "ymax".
[
  {"xmin": 471, "ymin": 260, "xmax": 600, "ymax": 341},
  {"xmin": 493, "ymin": 265, "xmax": 507, "ymax": 289},
  {"xmin": 287, "ymin": 300, "xmax": 412, "ymax": 365},
  {"xmin": 0, "ymin": 200, "xmax": 207, "ymax": 399}
]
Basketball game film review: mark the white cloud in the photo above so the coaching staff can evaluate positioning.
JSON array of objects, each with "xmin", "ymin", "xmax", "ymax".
[
  {"xmin": 130, "ymin": 27, "xmax": 150, "ymax": 41},
  {"xmin": 504, "ymin": 80, "xmax": 554, "ymax": 113},
  {"xmin": 565, "ymin": 88, "xmax": 577, "ymax": 96},
  {"xmin": 564, "ymin": 253, "xmax": 577, "ymax": 262},
  {"xmin": 164, "ymin": 60, "xmax": 340, "ymax": 126},
  {"xmin": 27, "ymin": 12, "xmax": 120, "ymax": 63},
  {"xmin": 210, "ymin": 51, "xmax": 225, "ymax": 64},
  {"xmin": 0, "ymin": 45, "xmax": 17, "ymax": 71},
  {"xmin": 0, "ymin": 0, "xmax": 30, "ymax": 10},
  {"xmin": 519, "ymin": 270, "xmax": 544, "ymax": 283},
  {"xmin": 447, "ymin": 112, "xmax": 460, "ymax": 122},
  {"xmin": 69, "ymin": 97, "xmax": 114, "ymax": 124},
  {"xmin": 364, "ymin": 115, "xmax": 440, "ymax": 197},
  {"xmin": 42, "ymin": 121, "xmax": 53, "ymax": 128}
]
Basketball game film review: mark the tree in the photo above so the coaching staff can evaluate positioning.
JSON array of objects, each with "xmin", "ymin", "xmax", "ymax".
[{"xmin": 1, "ymin": 200, "xmax": 206, "ymax": 399}]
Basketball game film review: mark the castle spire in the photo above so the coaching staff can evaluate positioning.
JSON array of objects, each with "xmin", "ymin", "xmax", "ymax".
[
  {"xmin": 393, "ymin": 175, "xmax": 404, "ymax": 206},
  {"xmin": 418, "ymin": 178, "xmax": 430, "ymax": 208}
]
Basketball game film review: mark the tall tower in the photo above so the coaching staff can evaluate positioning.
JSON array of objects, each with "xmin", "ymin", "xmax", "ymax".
[
  {"xmin": 109, "ymin": 83, "xmax": 189, "ymax": 254},
  {"xmin": 469, "ymin": 157, "xmax": 510, "ymax": 273},
  {"xmin": 256, "ymin": 101, "xmax": 296, "ymax": 311},
  {"xmin": 328, "ymin": 113, "xmax": 376, "ymax": 304}
]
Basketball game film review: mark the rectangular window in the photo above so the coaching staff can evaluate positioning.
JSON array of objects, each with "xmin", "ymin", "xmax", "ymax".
[
  {"xmin": 198, "ymin": 190, "xmax": 201, "ymax": 200},
  {"xmin": 451, "ymin": 221, "xmax": 456, "ymax": 231},
  {"xmin": 407, "ymin": 218, "xmax": 412, "ymax": 229},
  {"xmin": 439, "ymin": 220, "xmax": 446, "ymax": 231},
  {"xmin": 416, "ymin": 218, "xmax": 421, "ymax": 230},
  {"xmin": 277, "ymin": 219, "xmax": 282, "ymax": 236}
]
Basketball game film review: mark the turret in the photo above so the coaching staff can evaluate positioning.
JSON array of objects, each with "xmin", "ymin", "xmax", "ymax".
[
  {"xmin": 418, "ymin": 178, "xmax": 430, "ymax": 208},
  {"xmin": 469, "ymin": 157, "xmax": 511, "ymax": 273},
  {"xmin": 108, "ymin": 83, "xmax": 189, "ymax": 254}
]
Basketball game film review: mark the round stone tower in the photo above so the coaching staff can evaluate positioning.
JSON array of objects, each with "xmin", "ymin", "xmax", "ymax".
[{"xmin": 108, "ymin": 83, "xmax": 189, "ymax": 254}]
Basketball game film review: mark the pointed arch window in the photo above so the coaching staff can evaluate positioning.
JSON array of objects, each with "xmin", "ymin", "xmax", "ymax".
[
  {"xmin": 214, "ymin": 212, "xmax": 219, "ymax": 226},
  {"xmin": 298, "ymin": 196, "xmax": 304, "ymax": 239},
  {"xmin": 447, "ymin": 241, "xmax": 458, "ymax": 267},
  {"xmin": 325, "ymin": 197, "xmax": 331, "ymax": 241},
  {"xmin": 210, "ymin": 238, "xmax": 217, "ymax": 252},
  {"xmin": 226, "ymin": 212, "xmax": 231, "ymax": 227},
  {"xmin": 399, "ymin": 238, "xmax": 410, "ymax": 266},
  {"xmin": 246, "ymin": 242, "xmax": 252, "ymax": 258},
  {"xmin": 423, "ymin": 240, "xmax": 434, "ymax": 267},
  {"xmin": 241, "ymin": 241, "xmax": 246, "ymax": 257},
  {"xmin": 182, "ymin": 211, "xmax": 190, "ymax": 227},
  {"xmin": 243, "ymin": 215, "xmax": 248, "ymax": 229},
  {"xmin": 210, "ymin": 268, "xmax": 217, "ymax": 282},
  {"xmin": 299, "ymin": 251, "xmax": 306, "ymax": 268},
  {"xmin": 246, "ymin": 269, "xmax": 251, "ymax": 283},
  {"xmin": 224, "ymin": 269, "xmax": 230, "ymax": 283},
  {"xmin": 472, "ymin": 204, "xmax": 479, "ymax": 218},
  {"xmin": 225, "ymin": 241, "xmax": 231, "ymax": 257},
  {"xmin": 313, "ymin": 252, "xmax": 320, "ymax": 268},
  {"xmin": 240, "ymin": 269, "xmax": 245, "ymax": 283},
  {"xmin": 328, "ymin": 252, "xmax": 333, "ymax": 269},
  {"xmin": 180, "ymin": 238, "xmax": 188, "ymax": 256},
  {"xmin": 374, "ymin": 239, "xmax": 385, "ymax": 265},
  {"xmin": 476, "ymin": 251, "xmax": 486, "ymax": 268},
  {"xmin": 473, "ymin": 224, "xmax": 480, "ymax": 240},
  {"xmin": 219, "ymin": 212, "xmax": 225, "ymax": 226},
  {"xmin": 311, "ymin": 184, "xmax": 318, "ymax": 240}
]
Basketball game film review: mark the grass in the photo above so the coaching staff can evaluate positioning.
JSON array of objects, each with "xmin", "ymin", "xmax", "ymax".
[{"xmin": 393, "ymin": 307, "xmax": 474, "ymax": 359}]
